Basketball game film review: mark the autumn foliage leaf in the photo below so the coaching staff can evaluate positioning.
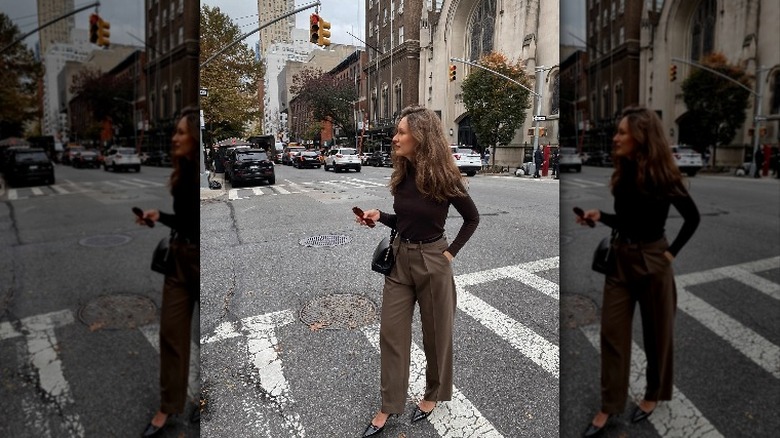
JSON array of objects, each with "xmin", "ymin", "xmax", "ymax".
[{"xmin": 290, "ymin": 67, "xmax": 358, "ymax": 142}]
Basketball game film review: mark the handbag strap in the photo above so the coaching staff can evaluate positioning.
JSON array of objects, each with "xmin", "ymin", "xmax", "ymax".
[{"xmin": 384, "ymin": 229, "xmax": 397, "ymax": 262}]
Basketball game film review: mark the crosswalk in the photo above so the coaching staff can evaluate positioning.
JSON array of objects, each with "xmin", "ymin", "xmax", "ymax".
[
  {"xmin": 559, "ymin": 176, "xmax": 608, "ymax": 189},
  {"xmin": 226, "ymin": 177, "xmax": 388, "ymax": 200},
  {"xmin": 201, "ymin": 256, "xmax": 561, "ymax": 437},
  {"xmin": 2, "ymin": 177, "xmax": 167, "ymax": 200}
]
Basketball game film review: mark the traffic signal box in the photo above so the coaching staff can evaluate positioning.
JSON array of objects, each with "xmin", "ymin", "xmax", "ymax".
[
  {"xmin": 669, "ymin": 64, "xmax": 677, "ymax": 82},
  {"xmin": 449, "ymin": 64, "xmax": 457, "ymax": 82},
  {"xmin": 92, "ymin": 15, "xmax": 110, "ymax": 47},
  {"xmin": 309, "ymin": 14, "xmax": 331, "ymax": 47},
  {"xmin": 89, "ymin": 14, "xmax": 98, "ymax": 44}
]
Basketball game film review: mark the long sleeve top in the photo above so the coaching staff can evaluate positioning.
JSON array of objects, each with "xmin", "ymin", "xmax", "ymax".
[
  {"xmin": 157, "ymin": 157, "xmax": 199, "ymax": 243},
  {"xmin": 599, "ymin": 162, "xmax": 700, "ymax": 257},
  {"xmin": 377, "ymin": 166, "xmax": 479, "ymax": 257}
]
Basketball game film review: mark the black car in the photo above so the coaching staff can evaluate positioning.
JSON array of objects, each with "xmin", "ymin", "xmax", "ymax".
[
  {"xmin": 366, "ymin": 151, "xmax": 392, "ymax": 167},
  {"xmin": 4, "ymin": 147, "xmax": 54, "ymax": 186},
  {"xmin": 72, "ymin": 150, "xmax": 100, "ymax": 168},
  {"xmin": 145, "ymin": 151, "xmax": 172, "ymax": 167},
  {"xmin": 292, "ymin": 151, "xmax": 321, "ymax": 169},
  {"xmin": 227, "ymin": 149, "xmax": 275, "ymax": 186}
]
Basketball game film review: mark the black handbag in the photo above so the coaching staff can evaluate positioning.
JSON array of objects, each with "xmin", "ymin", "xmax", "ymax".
[
  {"xmin": 151, "ymin": 233, "xmax": 174, "ymax": 275},
  {"xmin": 592, "ymin": 230, "xmax": 617, "ymax": 275},
  {"xmin": 371, "ymin": 229, "xmax": 397, "ymax": 275}
]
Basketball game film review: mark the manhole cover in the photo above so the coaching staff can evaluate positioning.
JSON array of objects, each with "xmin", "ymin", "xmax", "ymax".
[
  {"xmin": 300, "ymin": 294, "xmax": 377, "ymax": 330},
  {"xmin": 299, "ymin": 235, "xmax": 351, "ymax": 247},
  {"xmin": 561, "ymin": 294, "xmax": 599, "ymax": 329},
  {"xmin": 78, "ymin": 234, "xmax": 132, "ymax": 248},
  {"xmin": 78, "ymin": 294, "xmax": 157, "ymax": 330}
]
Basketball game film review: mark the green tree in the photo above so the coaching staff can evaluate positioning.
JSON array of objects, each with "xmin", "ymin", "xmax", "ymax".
[
  {"xmin": 0, "ymin": 13, "xmax": 43, "ymax": 138},
  {"xmin": 290, "ymin": 67, "xmax": 358, "ymax": 143},
  {"xmin": 200, "ymin": 5, "xmax": 263, "ymax": 144},
  {"xmin": 460, "ymin": 52, "xmax": 532, "ymax": 160},
  {"xmin": 69, "ymin": 67, "xmax": 134, "ymax": 141},
  {"xmin": 681, "ymin": 52, "xmax": 751, "ymax": 158}
]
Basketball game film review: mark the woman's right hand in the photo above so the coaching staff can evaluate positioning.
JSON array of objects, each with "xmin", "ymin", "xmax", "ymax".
[
  {"xmin": 576, "ymin": 209, "xmax": 600, "ymax": 226},
  {"xmin": 135, "ymin": 209, "xmax": 160, "ymax": 226},
  {"xmin": 357, "ymin": 209, "xmax": 381, "ymax": 226}
]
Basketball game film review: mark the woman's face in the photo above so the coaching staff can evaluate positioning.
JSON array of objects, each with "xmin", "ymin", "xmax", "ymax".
[
  {"xmin": 172, "ymin": 116, "xmax": 194, "ymax": 158},
  {"xmin": 392, "ymin": 117, "xmax": 418, "ymax": 159},
  {"xmin": 612, "ymin": 117, "xmax": 636, "ymax": 159}
]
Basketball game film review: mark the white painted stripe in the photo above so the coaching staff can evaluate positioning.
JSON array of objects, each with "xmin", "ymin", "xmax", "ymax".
[
  {"xmin": 102, "ymin": 181, "xmax": 125, "ymax": 189},
  {"xmin": 129, "ymin": 178, "xmax": 165, "ymax": 187},
  {"xmin": 505, "ymin": 268, "xmax": 560, "ymax": 300},
  {"xmin": 677, "ymin": 286, "xmax": 780, "ymax": 378},
  {"xmin": 228, "ymin": 189, "xmax": 240, "ymax": 200},
  {"xmin": 675, "ymin": 263, "xmax": 780, "ymax": 301},
  {"xmin": 8, "ymin": 189, "xmax": 18, "ymax": 200},
  {"xmin": 452, "ymin": 257, "xmax": 559, "ymax": 288},
  {"xmin": 31, "ymin": 187, "xmax": 44, "ymax": 195},
  {"xmin": 21, "ymin": 396, "xmax": 53, "ymax": 438},
  {"xmin": 317, "ymin": 181, "xmax": 350, "ymax": 191},
  {"xmin": 270, "ymin": 185, "xmax": 291, "ymax": 195},
  {"xmin": 252, "ymin": 187, "xmax": 264, "ymax": 196},
  {"xmin": 734, "ymin": 256, "xmax": 780, "ymax": 273},
  {"xmin": 201, "ymin": 321, "xmax": 242, "ymax": 344},
  {"xmin": 50, "ymin": 185, "xmax": 70, "ymax": 194},
  {"xmin": 581, "ymin": 325, "xmax": 722, "ymax": 437},
  {"xmin": 118, "ymin": 179, "xmax": 147, "ymax": 188},
  {"xmin": 362, "ymin": 324, "xmax": 503, "ymax": 437},
  {"xmin": 283, "ymin": 181, "xmax": 310, "ymax": 192},
  {"xmin": 345, "ymin": 177, "xmax": 387, "ymax": 187},
  {"xmin": 720, "ymin": 267, "xmax": 780, "ymax": 300},
  {"xmin": 0, "ymin": 309, "xmax": 74, "ymax": 341},
  {"xmin": 456, "ymin": 285, "xmax": 559, "ymax": 376}
]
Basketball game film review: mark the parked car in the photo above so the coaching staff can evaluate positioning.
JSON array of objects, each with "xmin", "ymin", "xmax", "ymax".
[
  {"xmin": 670, "ymin": 144, "xmax": 703, "ymax": 176},
  {"xmin": 228, "ymin": 149, "xmax": 275, "ymax": 186},
  {"xmin": 292, "ymin": 151, "xmax": 322, "ymax": 169},
  {"xmin": 558, "ymin": 147, "xmax": 582, "ymax": 173},
  {"xmin": 4, "ymin": 147, "xmax": 54, "ymax": 186},
  {"xmin": 366, "ymin": 150, "xmax": 392, "ymax": 167},
  {"xmin": 103, "ymin": 147, "xmax": 141, "ymax": 172},
  {"xmin": 450, "ymin": 146, "xmax": 482, "ymax": 176},
  {"xmin": 324, "ymin": 147, "xmax": 361, "ymax": 172},
  {"xmin": 145, "ymin": 151, "xmax": 172, "ymax": 167},
  {"xmin": 72, "ymin": 150, "xmax": 101, "ymax": 169},
  {"xmin": 281, "ymin": 145, "xmax": 306, "ymax": 165},
  {"xmin": 61, "ymin": 145, "xmax": 85, "ymax": 165},
  {"xmin": 586, "ymin": 150, "xmax": 613, "ymax": 167}
]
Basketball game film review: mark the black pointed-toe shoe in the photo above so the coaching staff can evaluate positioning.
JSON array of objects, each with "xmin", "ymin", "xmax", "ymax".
[
  {"xmin": 582, "ymin": 414, "xmax": 611, "ymax": 437},
  {"xmin": 630, "ymin": 405, "xmax": 654, "ymax": 423},
  {"xmin": 141, "ymin": 422, "xmax": 166, "ymax": 438},
  {"xmin": 411, "ymin": 405, "xmax": 434, "ymax": 423},
  {"xmin": 362, "ymin": 414, "xmax": 395, "ymax": 437}
]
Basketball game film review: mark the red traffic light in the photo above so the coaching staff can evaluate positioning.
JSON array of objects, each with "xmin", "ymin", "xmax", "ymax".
[{"xmin": 310, "ymin": 14, "xmax": 320, "ymax": 44}]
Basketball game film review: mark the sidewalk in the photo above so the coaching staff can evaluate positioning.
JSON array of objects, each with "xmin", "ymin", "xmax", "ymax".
[{"xmin": 200, "ymin": 171, "xmax": 226, "ymax": 200}]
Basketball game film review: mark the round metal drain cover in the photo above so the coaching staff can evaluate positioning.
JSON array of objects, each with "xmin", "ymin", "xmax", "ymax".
[
  {"xmin": 299, "ymin": 235, "xmax": 351, "ymax": 247},
  {"xmin": 300, "ymin": 294, "xmax": 377, "ymax": 330},
  {"xmin": 78, "ymin": 234, "xmax": 132, "ymax": 248},
  {"xmin": 78, "ymin": 294, "xmax": 157, "ymax": 330},
  {"xmin": 561, "ymin": 294, "xmax": 599, "ymax": 329}
]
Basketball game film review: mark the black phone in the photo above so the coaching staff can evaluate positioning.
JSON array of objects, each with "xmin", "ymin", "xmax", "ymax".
[
  {"xmin": 573, "ymin": 207, "xmax": 595, "ymax": 228},
  {"xmin": 352, "ymin": 206, "xmax": 376, "ymax": 228},
  {"xmin": 132, "ymin": 207, "xmax": 155, "ymax": 228}
]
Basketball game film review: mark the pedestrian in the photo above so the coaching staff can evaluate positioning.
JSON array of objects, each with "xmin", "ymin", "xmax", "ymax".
[
  {"xmin": 754, "ymin": 147, "xmax": 764, "ymax": 178},
  {"xmin": 575, "ymin": 105, "xmax": 700, "ymax": 437},
  {"xmin": 534, "ymin": 144, "xmax": 544, "ymax": 178},
  {"xmin": 355, "ymin": 105, "xmax": 480, "ymax": 437},
  {"xmin": 551, "ymin": 149, "xmax": 560, "ymax": 179},
  {"xmin": 136, "ymin": 107, "xmax": 200, "ymax": 437}
]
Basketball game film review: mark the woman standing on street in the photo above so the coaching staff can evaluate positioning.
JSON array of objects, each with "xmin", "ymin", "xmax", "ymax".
[
  {"xmin": 576, "ymin": 106, "xmax": 700, "ymax": 437},
  {"xmin": 356, "ymin": 105, "xmax": 480, "ymax": 436},
  {"xmin": 136, "ymin": 107, "xmax": 200, "ymax": 437}
]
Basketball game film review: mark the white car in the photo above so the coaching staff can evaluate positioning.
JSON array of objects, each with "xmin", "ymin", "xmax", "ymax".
[
  {"xmin": 324, "ymin": 148, "xmax": 361, "ymax": 172},
  {"xmin": 103, "ymin": 147, "xmax": 141, "ymax": 172},
  {"xmin": 670, "ymin": 145, "xmax": 703, "ymax": 176},
  {"xmin": 450, "ymin": 146, "xmax": 482, "ymax": 176},
  {"xmin": 558, "ymin": 147, "xmax": 582, "ymax": 173}
]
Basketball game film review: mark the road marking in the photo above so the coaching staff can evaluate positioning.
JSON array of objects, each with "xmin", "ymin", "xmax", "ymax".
[
  {"xmin": 252, "ymin": 187, "xmax": 264, "ymax": 196},
  {"xmin": 344, "ymin": 177, "xmax": 387, "ymax": 187},
  {"xmin": 284, "ymin": 180, "xmax": 311, "ymax": 193},
  {"xmin": 363, "ymin": 324, "xmax": 503, "ymax": 437},
  {"xmin": 117, "ymin": 179, "xmax": 147, "ymax": 188},
  {"xmin": 50, "ymin": 185, "xmax": 70, "ymax": 194},
  {"xmin": 0, "ymin": 309, "xmax": 75, "ymax": 341},
  {"xmin": 270, "ymin": 185, "xmax": 290, "ymax": 195},
  {"xmin": 129, "ymin": 178, "xmax": 165, "ymax": 187},
  {"xmin": 8, "ymin": 189, "xmax": 18, "ymax": 200},
  {"xmin": 561, "ymin": 178, "xmax": 606, "ymax": 188},
  {"xmin": 581, "ymin": 325, "xmax": 722, "ymax": 438},
  {"xmin": 31, "ymin": 187, "xmax": 44, "ymax": 196},
  {"xmin": 676, "ymin": 260, "xmax": 780, "ymax": 301},
  {"xmin": 102, "ymin": 181, "xmax": 125, "ymax": 189}
]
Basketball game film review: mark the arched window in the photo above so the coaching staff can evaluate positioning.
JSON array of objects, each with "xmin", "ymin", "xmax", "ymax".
[
  {"xmin": 394, "ymin": 81, "xmax": 402, "ymax": 117},
  {"xmin": 771, "ymin": 73, "xmax": 780, "ymax": 114},
  {"xmin": 690, "ymin": 0, "xmax": 716, "ymax": 61},
  {"xmin": 550, "ymin": 73, "xmax": 560, "ymax": 115},
  {"xmin": 614, "ymin": 82, "xmax": 624, "ymax": 115},
  {"xmin": 466, "ymin": 0, "xmax": 496, "ymax": 62},
  {"xmin": 382, "ymin": 85, "xmax": 389, "ymax": 120}
]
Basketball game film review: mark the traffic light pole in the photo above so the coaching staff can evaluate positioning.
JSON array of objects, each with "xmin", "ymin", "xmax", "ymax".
[{"xmin": 1, "ymin": 1, "xmax": 101, "ymax": 55}]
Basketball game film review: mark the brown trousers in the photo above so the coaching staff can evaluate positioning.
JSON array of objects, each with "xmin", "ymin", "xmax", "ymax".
[
  {"xmin": 160, "ymin": 240, "xmax": 199, "ymax": 414},
  {"xmin": 379, "ymin": 237, "xmax": 456, "ymax": 414},
  {"xmin": 600, "ymin": 237, "xmax": 677, "ymax": 413}
]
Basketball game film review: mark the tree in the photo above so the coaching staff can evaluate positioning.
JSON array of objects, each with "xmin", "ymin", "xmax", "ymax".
[
  {"xmin": 200, "ymin": 5, "xmax": 263, "ymax": 144},
  {"xmin": 69, "ymin": 67, "xmax": 134, "ymax": 141},
  {"xmin": 290, "ymin": 67, "xmax": 358, "ymax": 143},
  {"xmin": 0, "ymin": 13, "xmax": 43, "ymax": 138},
  {"xmin": 460, "ymin": 52, "xmax": 532, "ymax": 161},
  {"xmin": 681, "ymin": 52, "xmax": 751, "ymax": 159}
]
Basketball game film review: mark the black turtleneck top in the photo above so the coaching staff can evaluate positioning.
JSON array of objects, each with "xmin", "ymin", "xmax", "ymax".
[{"xmin": 157, "ymin": 157, "xmax": 199, "ymax": 243}]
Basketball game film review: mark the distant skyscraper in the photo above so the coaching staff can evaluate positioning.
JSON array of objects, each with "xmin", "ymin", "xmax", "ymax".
[
  {"xmin": 257, "ymin": 0, "xmax": 294, "ymax": 56},
  {"xmin": 37, "ymin": 0, "xmax": 75, "ymax": 55}
]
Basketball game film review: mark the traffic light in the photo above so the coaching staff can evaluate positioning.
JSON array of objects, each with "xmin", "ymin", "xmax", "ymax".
[
  {"xmin": 449, "ymin": 64, "xmax": 457, "ymax": 82},
  {"xmin": 317, "ymin": 16, "xmax": 331, "ymax": 47},
  {"xmin": 309, "ymin": 14, "xmax": 319, "ymax": 44},
  {"xmin": 96, "ymin": 17, "xmax": 110, "ymax": 47},
  {"xmin": 669, "ymin": 64, "xmax": 677, "ymax": 82},
  {"xmin": 89, "ymin": 14, "xmax": 98, "ymax": 44}
]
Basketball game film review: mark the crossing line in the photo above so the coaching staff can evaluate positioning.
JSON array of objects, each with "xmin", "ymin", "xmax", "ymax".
[
  {"xmin": 31, "ymin": 187, "xmax": 44, "ymax": 195},
  {"xmin": 50, "ymin": 185, "xmax": 70, "ymax": 194},
  {"xmin": 560, "ymin": 178, "xmax": 607, "ymax": 188}
]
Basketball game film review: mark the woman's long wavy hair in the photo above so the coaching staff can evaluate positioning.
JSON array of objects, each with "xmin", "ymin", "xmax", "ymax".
[
  {"xmin": 389, "ymin": 105, "xmax": 466, "ymax": 202},
  {"xmin": 170, "ymin": 106, "xmax": 200, "ymax": 191},
  {"xmin": 611, "ymin": 105, "xmax": 686, "ymax": 197}
]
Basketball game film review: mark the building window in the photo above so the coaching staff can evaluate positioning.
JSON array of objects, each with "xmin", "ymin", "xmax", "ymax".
[
  {"xmin": 174, "ymin": 81, "xmax": 182, "ymax": 115},
  {"xmin": 161, "ymin": 85, "xmax": 169, "ymax": 119},
  {"xmin": 550, "ymin": 74, "xmax": 559, "ymax": 115},
  {"xmin": 382, "ymin": 86, "xmax": 389, "ymax": 119},
  {"xmin": 771, "ymin": 73, "xmax": 780, "ymax": 114},
  {"xmin": 178, "ymin": 0, "xmax": 183, "ymax": 15},
  {"xmin": 369, "ymin": 20, "xmax": 373, "ymax": 37},
  {"xmin": 398, "ymin": 26, "xmax": 404, "ymax": 44},
  {"xmin": 394, "ymin": 82, "xmax": 402, "ymax": 116},
  {"xmin": 179, "ymin": 26, "xmax": 184, "ymax": 46},
  {"xmin": 619, "ymin": 26, "xmax": 624, "ymax": 44},
  {"xmin": 466, "ymin": 0, "xmax": 496, "ymax": 62},
  {"xmin": 601, "ymin": 86, "xmax": 609, "ymax": 119},
  {"xmin": 383, "ymin": 8, "xmax": 387, "ymax": 26},
  {"xmin": 614, "ymin": 82, "xmax": 623, "ymax": 115},
  {"xmin": 611, "ymin": 2, "xmax": 615, "ymax": 20},
  {"xmin": 619, "ymin": 0, "xmax": 624, "ymax": 14},
  {"xmin": 690, "ymin": 0, "xmax": 716, "ymax": 61}
]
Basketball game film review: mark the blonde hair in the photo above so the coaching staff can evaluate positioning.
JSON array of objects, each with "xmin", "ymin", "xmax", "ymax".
[
  {"xmin": 611, "ymin": 105, "xmax": 686, "ymax": 197},
  {"xmin": 389, "ymin": 105, "xmax": 466, "ymax": 202}
]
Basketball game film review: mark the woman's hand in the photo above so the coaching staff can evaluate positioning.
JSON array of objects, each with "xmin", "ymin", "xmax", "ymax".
[
  {"xmin": 135, "ymin": 209, "xmax": 160, "ymax": 226},
  {"xmin": 576, "ymin": 209, "xmax": 601, "ymax": 226},
  {"xmin": 356, "ymin": 208, "xmax": 381, "ymax": 227},
  {"xmin": 443, "ymin": 250, "xmax": 454, "ymax": 262},
  {"xmin": 663, "ymin": 250, "xmax": 674, "ymax": 262}
]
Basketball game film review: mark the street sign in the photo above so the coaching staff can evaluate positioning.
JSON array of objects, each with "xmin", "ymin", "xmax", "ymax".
[
  {"xmin": 754, "ymin": 115, "xmax": 767, "ymax": 122},
  {"xmin": 199, "ymin": 88, "xmax": 208, "ymax": 97},
  {"xmin": 533, "ymin": 115, "xmax": 546, "ymax": 121}
]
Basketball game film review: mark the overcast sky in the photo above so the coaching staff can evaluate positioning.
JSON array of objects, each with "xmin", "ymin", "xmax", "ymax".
[
  {"xmin": 202, "ymin": 0, "xmax": 366, "ymax": 49},
  {"xmin": 561, "ymin": 0, "xmax": 586, "ymax": 47}
]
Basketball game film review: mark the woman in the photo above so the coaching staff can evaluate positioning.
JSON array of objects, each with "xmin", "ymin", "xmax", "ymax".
[
  {"xmin": 136, "ymin": 107, "xmax": 200, "ymax": 437},
  {"xmin": 356, "ymin": 105, "xmax": 480, "ymax": 436},
  {"xmin": 576, "ymin": 106, "xmax": 700, "ymax": 436}
]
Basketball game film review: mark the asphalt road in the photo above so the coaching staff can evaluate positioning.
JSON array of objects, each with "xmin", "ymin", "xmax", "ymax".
[
  {"xmin": 0, "ymin": 163, "xmax": 200, "ymax": 437},
  {"xmin": 558, "ymin": 166, "xmax": 780, "ymax": 437},
  {"xmin": 200, "ymin": 163, "xmax": 561, "ymax": 437}
]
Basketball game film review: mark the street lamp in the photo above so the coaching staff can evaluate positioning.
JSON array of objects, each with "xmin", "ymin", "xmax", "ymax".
[{"xmin": 113, "ymin": 97, "xmax": 137, "ymax": 153}]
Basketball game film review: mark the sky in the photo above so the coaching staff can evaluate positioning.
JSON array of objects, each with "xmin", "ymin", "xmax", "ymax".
[
  {"xmin": 560, "ymin": 0, "xmax": 586, "ymax": 47},
  {"xmin": 201, "ymin": 0, "xmax": 366, "ymax": 50},
  {"xmin": 2, "ymin": 0, "xmax": 146, "ymax": 51}
]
